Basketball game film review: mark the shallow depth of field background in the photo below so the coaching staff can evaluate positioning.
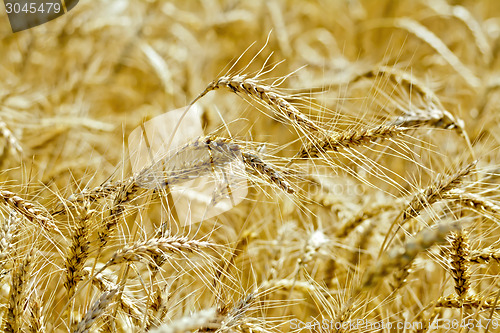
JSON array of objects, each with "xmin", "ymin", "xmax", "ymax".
[{"xmin": 2, "ymin": 0, "xmax": 500, "ymax": 332}]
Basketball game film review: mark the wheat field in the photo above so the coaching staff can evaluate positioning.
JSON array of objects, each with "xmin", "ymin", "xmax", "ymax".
[{"xmin": 1, "ymin": 0, "xmax": 500, "ymax": 332}]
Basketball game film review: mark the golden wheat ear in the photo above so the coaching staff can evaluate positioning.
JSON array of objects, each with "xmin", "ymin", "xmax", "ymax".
[
  {"xmin": 190, "ymin": 74, "xmax": 327, "ymax": 137},
  {"xmin": 72, "ymin": 289, "xmax": 118, "ymax": 333},
  {"xmin": 380, "ymin": 160, "xmax": 477, "ymax": 254},
  {"xmin": 358, "ymin": 222, "xmax": 459, "ymax": 293}
]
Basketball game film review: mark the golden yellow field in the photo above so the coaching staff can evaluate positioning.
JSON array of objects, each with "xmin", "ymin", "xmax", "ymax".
[{"xmin": 2, "ymin": 0, "xmax": 500, "ymax": 332}]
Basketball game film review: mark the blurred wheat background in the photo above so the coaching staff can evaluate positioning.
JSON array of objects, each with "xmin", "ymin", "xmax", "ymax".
[{"xmin": 2, "ymin": 0, "xmax": 500, "ymax": 332}]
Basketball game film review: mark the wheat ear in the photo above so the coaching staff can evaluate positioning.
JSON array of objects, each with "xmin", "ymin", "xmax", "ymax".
[
  {"xmin": 448, "ymin": 231, "xmax": 471, "ymax": 299},
  {"xmin": 336, "ymin": 201, "xmax": 400, "ymax": 238},
  {"xmin": 99, "ymin": 236, "xmax": 216, "ymax": 273},
  {"xmin": 97, "ymin": 180, "xmax": 141, "ymax": 249},
  {"xmin": 444, "ymin": 190, "xmax": 500, "ymax": 218},
  {"xmin": 241, "ymin": 151, "xmax": 294, "ymax": 194},
  {"xmin": 359, "ymin": 223, "xmax": 458, "ymax": 292},
  {"xmin": 0, "ymin": 121, "xmax": 22, "ymax": 157},
  {"xmin": 64, "ymin": 209, "xmax": 92, "ymax": 299},
  {"xmin": 194, "ymin": 75, "xmax": 325, "ymax": 134},
  {"xmin": 469, "ymin": 248, "xmax": 500, "ymax": 264},
  {"xmin": 72, "ymin": 289, "xmax": 118, "ymax": 333},
  {"xmin": 0, "ymin": 211, "xmax": 18, "ymax": 281},
  {"xmin": 67, "ymin": 179, "xmax": 128, "ymax": 205},
  {"xmin": 426, "ymin": 3, "xmax": 491, "ymax": 63},
  {"xmin": 135, "ymin": 135, "xmax": 242, "ymax": 189},
  {"xmin": 4, "ymin": 251, "xmax": 32, "ymax": 333},
  {"xmin": 297, "ymin": 124, "xmax": 410, "ymax": 159},
  {"xmin": 148, "ymin": 308, "xmax": 218, "ymax": 333},
  {"xmin": 401, "ymin": 161, "xmax": 476, "ymax": 221},
  {"xmin": 88, "ymin": 269, "xmax": 142, "ymax": 326},
  {"xmin": 27, "ymin": 295, "xmax": 45, "ymax": 333},
  {"xmin": 0, "ymin": 190, "xmax": 58, "ymax": 232},
  {"xmin": 381, "ymin": 161, "xmax": 475, "ymax": 254},
  {"xmin": 436, "ymin": 295, "xmax": 500, "ymax": 310},
  {"xmin": 379, "ymin": 18, "xmax": 480, "ymax": 87},
  {"xmin": 355, "ymin": 66, "xmax": 440, "ymax": 102}
]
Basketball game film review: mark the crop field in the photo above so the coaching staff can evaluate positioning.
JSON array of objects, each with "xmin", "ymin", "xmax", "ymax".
[{"xmin": 1, "ymin": 0, "xmax": 500, "ymax": 332}]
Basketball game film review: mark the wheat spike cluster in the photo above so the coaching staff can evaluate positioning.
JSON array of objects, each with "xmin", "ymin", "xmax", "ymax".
[{"xmin": 3, "ymin": 0, "xmax": 500, "ymax": 332}]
